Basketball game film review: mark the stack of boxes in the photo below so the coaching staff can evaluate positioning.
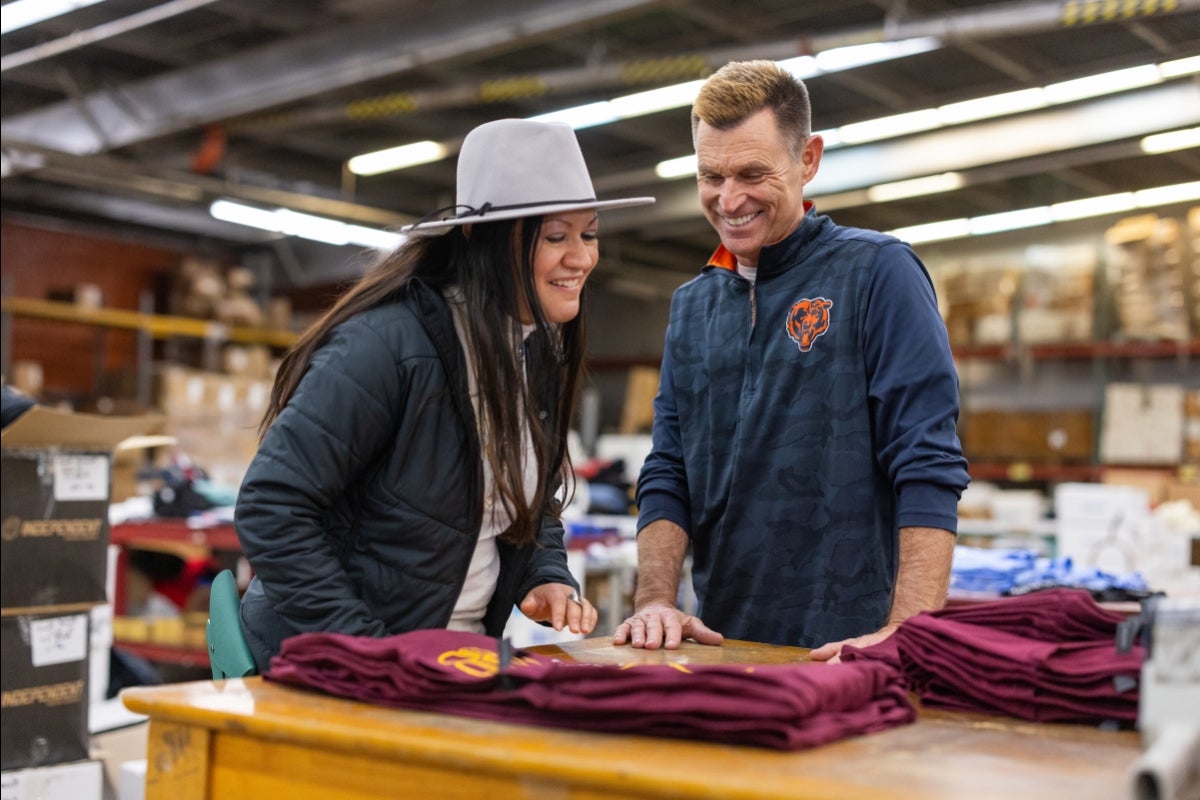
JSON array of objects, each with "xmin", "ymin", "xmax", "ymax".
[
  {"xmin": 1105, "ymin": 213, "xmax": 1192, "ymax": 342},
  {"xmin": 156, "ymin": 365, "xmax": 272, "ymax": 491},
  {"xmin": 1, "ymin": 407, "xmax": 160, "ymax": 796}
]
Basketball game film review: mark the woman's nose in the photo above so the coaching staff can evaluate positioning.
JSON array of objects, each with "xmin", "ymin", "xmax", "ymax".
[{"xmin": 564, "ymin": 239, "xmax": 595, "ymax": 268}]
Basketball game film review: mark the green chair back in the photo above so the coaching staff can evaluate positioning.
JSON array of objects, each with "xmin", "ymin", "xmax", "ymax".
[{"xmin": 207, "ymin": 569, "xmax": 257, "ymax": 679}]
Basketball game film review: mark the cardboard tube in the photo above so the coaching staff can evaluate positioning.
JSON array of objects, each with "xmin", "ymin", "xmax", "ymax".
[{"xmin": 1130, "ymin": 723, "xmax": 1200, "ymax": 800}]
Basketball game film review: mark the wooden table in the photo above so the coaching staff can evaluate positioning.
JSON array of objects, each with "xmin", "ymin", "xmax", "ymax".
[{"xmin": 121, "ymin": 637, "xmax": 1142, "ymax": 800}]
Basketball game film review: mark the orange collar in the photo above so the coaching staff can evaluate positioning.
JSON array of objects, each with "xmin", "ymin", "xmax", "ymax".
[{"xmin": 706, "ymin": 244, "xmax": 738, "ymax": 272}]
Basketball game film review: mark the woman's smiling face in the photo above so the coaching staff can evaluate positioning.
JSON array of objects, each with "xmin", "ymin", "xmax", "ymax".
[{"xmin": 524, "ymin": 210, "xmax": 600, "ymax": 324}]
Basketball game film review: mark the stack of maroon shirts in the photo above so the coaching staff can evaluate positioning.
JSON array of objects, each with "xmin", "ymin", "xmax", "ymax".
[
  {"xmin": 265, "ymin": 628, "xmax": 915, "ymax": 750},
  {"xmin": 842, "ymin": 588, "xmax": 1144, "ymax": 725}
]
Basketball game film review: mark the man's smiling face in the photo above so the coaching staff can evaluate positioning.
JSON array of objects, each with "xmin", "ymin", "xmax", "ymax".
[{"xmin": 695, "ymin": 107, "xmax": 822, "ymax": 267}]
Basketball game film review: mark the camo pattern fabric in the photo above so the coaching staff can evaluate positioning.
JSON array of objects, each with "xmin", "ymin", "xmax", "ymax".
[{"xmin": 637, "ymin": 210, "xmax": 969, "ymax": 648}]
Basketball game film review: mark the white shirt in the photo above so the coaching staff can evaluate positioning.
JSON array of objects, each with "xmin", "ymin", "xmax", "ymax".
[{"xmin": 445, "ymin": 290, "xmax": 539, "ymax": 633}]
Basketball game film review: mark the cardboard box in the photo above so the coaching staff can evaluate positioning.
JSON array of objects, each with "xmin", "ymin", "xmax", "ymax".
[
  {"xmin": 88, "ymin": 721, "xmax": 147, "ymax": 800},
  {"xmin": 0, "ymin": 759, "xmax": 103, "ymax": 800},
  {"xmin": 1101, "ymin": 467, "xmax": 1177, "ymax": 507},
  {"xmin": 960, "ymin": 409, "xmax": 1094, "ymax": 463},
  {"xmin": 618, "ymin": 366, "xmax": 660, "ymax": 435},
  {"xmin": 1054, "ymin": 482, "xmax": 1150, "ymax": 574},
  {"xmin": 0, "ymin": 614, "xmax": 91, "ymax": 771},
  {"xmin": 1100, "ymin": 383, "xmax": 1184, "ymax": 466},
  {"xmin": 1, "ymin": 408, "xmax": 162, "ymax": 613}
]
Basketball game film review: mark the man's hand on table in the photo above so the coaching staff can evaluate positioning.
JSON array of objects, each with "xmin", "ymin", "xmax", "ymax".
[
  {"xmin": 612, "ymin": 601, "xmax": 724, "ymax": 650},
  {"xmin": 809, "ymin": 623, "xmax": 900, "ymax": 664}
]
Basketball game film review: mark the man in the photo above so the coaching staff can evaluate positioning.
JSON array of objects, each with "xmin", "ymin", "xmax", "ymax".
[{"xmin": 613, "ymin": 60, "xmax": 969, "ymax": 661}]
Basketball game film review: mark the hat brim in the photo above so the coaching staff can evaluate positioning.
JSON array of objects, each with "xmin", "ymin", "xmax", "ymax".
[{"xmin": 403, "ymin": 196, "xmax": 655, "ymax": 232}]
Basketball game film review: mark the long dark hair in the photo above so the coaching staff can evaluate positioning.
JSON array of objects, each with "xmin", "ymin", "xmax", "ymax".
[{"xmin": 261, "ymin": 217, "xmax": 584, "ymax": 546}]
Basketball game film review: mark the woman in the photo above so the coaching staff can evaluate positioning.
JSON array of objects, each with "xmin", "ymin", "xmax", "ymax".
[{"xmin": 234, "ymin": 118, "xmax": 654, "ymax": 672}]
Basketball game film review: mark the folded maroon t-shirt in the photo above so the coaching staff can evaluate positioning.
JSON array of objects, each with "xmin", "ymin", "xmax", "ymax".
[
  {"xmin": 841, "ymin": 589, "xmax": 1142, "ymax": 725},
  {"xmin": 266, "ymin": 628, "xmax": 915, "ymax": 750}
]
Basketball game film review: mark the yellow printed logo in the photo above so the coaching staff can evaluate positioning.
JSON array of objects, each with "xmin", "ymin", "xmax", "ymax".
[{"xmin": 437, "ymin": 647, "xmax": 500, "ymax": 678}]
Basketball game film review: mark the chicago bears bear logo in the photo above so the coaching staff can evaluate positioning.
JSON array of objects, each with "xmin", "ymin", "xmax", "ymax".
[{"xmin": 785, "ymin": 297, "xmax": 832, "ymax": 352}]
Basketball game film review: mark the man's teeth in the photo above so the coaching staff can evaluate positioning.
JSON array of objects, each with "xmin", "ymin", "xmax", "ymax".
[{"xmin": 725, "ymin": 212, "xmax": 758, "ymax": 226}]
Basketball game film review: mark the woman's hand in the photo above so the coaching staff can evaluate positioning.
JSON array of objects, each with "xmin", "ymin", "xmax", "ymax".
[{"xmin": 519, "ymin": 583, "xmax": 598, "ymax": 635}]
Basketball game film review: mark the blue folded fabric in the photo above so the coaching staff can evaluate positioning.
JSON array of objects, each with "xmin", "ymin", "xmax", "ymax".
[{"xmin": 951, "ymin": 546, "xmax": 1147, "ymax": 595}]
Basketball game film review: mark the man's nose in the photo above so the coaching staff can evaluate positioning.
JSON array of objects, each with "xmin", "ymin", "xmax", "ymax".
[{"xmin": 717, "ymin": 181, "xmax": 744, "ymax": 212}]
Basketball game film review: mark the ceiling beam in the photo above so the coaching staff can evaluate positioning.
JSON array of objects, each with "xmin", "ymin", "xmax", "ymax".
[{"xmin": 0, "ymin": 0, "xmax": 671, "ymax": 156}]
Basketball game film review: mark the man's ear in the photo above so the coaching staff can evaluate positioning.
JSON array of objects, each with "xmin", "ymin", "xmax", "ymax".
[{"xmin": 801, "ymin": 133, "xmax": 824, "ymax": 186}]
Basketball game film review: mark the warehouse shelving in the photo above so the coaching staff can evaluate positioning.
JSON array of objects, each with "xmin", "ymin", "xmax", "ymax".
[
  {"xmin": 0, "ymin": 296, "xmax": 297, "ymax": 348},
  {"xmin": 1, "ymin": 295, "xmax": 297, "ymax": 406}
]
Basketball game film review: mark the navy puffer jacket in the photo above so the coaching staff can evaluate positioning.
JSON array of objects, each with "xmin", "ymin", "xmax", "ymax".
[{"xmin": 235, "ymin": 279, "xmax": 576, "ymax": 672}]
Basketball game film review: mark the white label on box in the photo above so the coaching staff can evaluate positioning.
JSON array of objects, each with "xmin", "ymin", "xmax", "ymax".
[
  {"xmin": 1, "ymin": 771, "xmax": 19, "ymax": 800},
  {"xmin": 0, "ymin": 760, "xmax": 104, "ymax": 800},
  {"xmin": 30, "ymin": 614, "xmax": 88, "ymax": 667},
  {"xmin": 52, "ymin": 454, "xmax": 109, "ymax": 502}
]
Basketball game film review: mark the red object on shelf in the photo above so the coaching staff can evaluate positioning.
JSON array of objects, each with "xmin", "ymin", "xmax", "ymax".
[
  {"xmin": 110, "ymin": 519, "xmax": 243, "ymax": 615},
  {"xmin": 110, "ymin": 519, "xmax": 242, "ymax": 550}
]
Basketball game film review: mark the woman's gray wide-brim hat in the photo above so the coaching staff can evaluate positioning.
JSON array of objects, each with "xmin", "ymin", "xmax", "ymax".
[{"xmin": 404, "ymin": 118, "xmax": 655, "ymax": 232}]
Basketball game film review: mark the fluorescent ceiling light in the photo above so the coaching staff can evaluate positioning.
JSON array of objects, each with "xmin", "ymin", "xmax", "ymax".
[
  {"xmin": 867, "ymin": 172, "xmax": 963, "ymax": 202},
  {"xmin": 836, "ymin": 109, "xmax": 942, "ymax": 145},
  {"xmin": 274, "ymin": 209, "xmax": 358, "ymax": 246},
  {"xmin": 1134, "ymin": 181, "xmax": 1200, "ymax": 207},
  {"xmin": 890, "ymin": 218, "xmax": 972, "ymax": 245},
  {"xmin": 655, "ymin": 154, "xmax": 698, "ymax": 179},
  {"xmin": 778, "ymin": 56, "xmax": 820, "ymax": 80},
  {"xmin": 889, "ymin": 181, "xmax": 1200, "ymax": 244},
  {"xmin": 969, "ymin": 206, "xmax": 1053, "ymax": 236},
  {"xmin": 1, "ymin": 0, "xmax": 107, "ymax": 34},
  {"xmin": 1043, "ymin": 64, "xmax": 1161, "ymax": 104},
  {"xmin": 348, "ymin": 140, "xmax": 447, "ymax": 176},
  {"xmin": 1160, "ymin": 55, "xmax": 1200, "ymax": 78},
  {"xmin": 530, "ymin": 101, "xmax": 618, "ymax": 129},
  {"xmin": 815, "ymin": 37, "xmax": 939, "ymax": 72},
  {"xmin": 937, "ymin": 88, "xmax": 1045, "ymax": 125},
  {"xmin": 210, "ymin": 199, "xmax": 406, "ymax": 250},
  {"xmin": 609, "ymin": 80, "xmax": 705, "ymax": 118},
  {"xmin": 1051, "ymin": 193, "xmax": 1135, "ymax": 221},
  {"xmin": 1141, "ymin": 127, "xmax": 1200, "ymax": 155}
]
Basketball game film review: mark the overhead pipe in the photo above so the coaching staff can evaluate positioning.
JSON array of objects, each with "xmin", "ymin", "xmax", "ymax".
[
  {"xmin": 0, "ymin": 0, "xmax": 224, "ymax": 73},
  {"xmin": 229, "ymin": 0, "xmax": 1198, "ymax": 134},
  {"xmin": 0, "ymin": 0, "xmax": 669, "ymax": 157}
]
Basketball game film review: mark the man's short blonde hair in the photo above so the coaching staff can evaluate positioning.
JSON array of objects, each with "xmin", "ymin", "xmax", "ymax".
[{"xmin": 691, "ymin": 60, "xmax": 811, "ymax": 158}]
